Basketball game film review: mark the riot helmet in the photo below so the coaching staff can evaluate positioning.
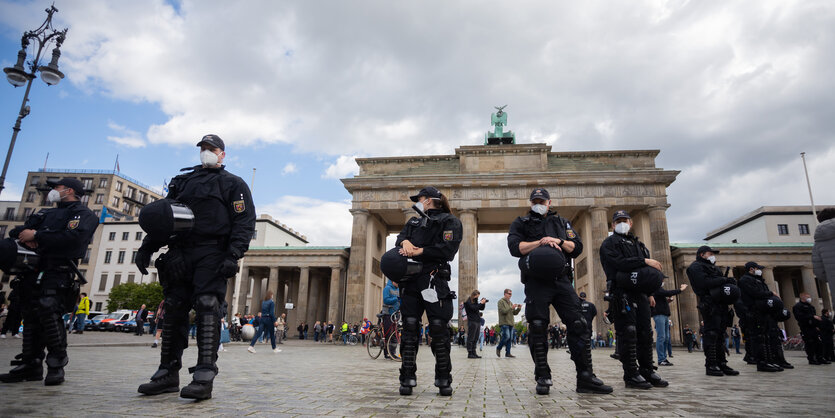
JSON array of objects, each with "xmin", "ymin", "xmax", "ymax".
[
  {"xmin": 519, "ymin": 246, "xmax": 566, "ymax": 281},
  {"xmin": 138, "ymin": 199, "xmax": 194, "ymax": 241}
]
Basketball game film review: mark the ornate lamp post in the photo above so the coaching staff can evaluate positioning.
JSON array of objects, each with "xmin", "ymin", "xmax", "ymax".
[{"xmin": 0, "ymin": 5, "xmax": 68, "ymax": 196}]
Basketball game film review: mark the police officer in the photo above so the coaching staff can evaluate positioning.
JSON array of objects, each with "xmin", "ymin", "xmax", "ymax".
[
  {"xmin": 507, "ymin": 188, "xmax": 612, "ymax": 395},
  {"xmin": 792, "ymin": 293, "xmax": 829, "ymax": 365},
  {"xmin": 0, "ymin": 178, "xmax": 98, "ymax": 385},
  {"xmin": 136, "ymin": 134, "xmax": 255, "ymax": 400},
  {"xmin": 737, "ymin": 262, "xmax": 783, "ymax": 372},
  {"xmin": 578, "ymin": 292, "xmax": 597, "ymax": 335},
  {"xmin": 381, "ymin": 186, "xmax": 461, "ymax": 396},
  {"xmin": 686, "ymin": 245, "xmax": 740, "ymax": 376},
  {"xmin": 600, "ymin": 209, "xmax": 668, "ymax": 389}
]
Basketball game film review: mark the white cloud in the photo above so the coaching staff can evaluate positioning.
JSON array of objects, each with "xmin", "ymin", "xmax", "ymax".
[
  {"xmin": 258, "ymin": 196, "xmax": 352, "ymax": 246},
  {"xmin": 281, "ymin": 163, "xmax": 297, "ymax": 175},
  {"xmin": 323, "ymin": 155, "xmax": 359, "ymax": 179},
  {"xmin": 106, "ymin": 121, "xmax": 146, "ymax": 148}
]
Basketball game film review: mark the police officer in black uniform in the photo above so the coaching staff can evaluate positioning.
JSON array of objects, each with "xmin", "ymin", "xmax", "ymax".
[
  {"xmin": 686, "ymin": 245, "xmax": 740, "ymax": 376},
  {"xmin": 381, "ymin": 186, "xmax": 461, "ymax": 396},
  {"xmin": 600, "ymin": 210, "xmax": 668, "ymax": 389},
  {"xmin": 792, "ymin": 293, "xmax": 829, "ymax": 365},
  {"xmin": 136, "ymin": 134, "xmax": 255, "ymax": 400},
  {"xmin": 737, "ymin": 261, "xmax": 785, "ymax": 372},
  {"xmin": 0, "ymin": 178, "xmax": 97, "ymax": 385},
  {"xmin": 578, "ymin": 292, "xmax": 597, "ymax": 335},
  {"xmin": 507, "ymin": 188, "xmax": 612, "ymax": 395}
]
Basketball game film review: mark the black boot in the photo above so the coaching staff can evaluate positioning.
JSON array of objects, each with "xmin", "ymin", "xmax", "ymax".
[
  {"xmin": 576, "ymin": 336, "xmax": 613, "ymax": 394},
  {"xmin": 138, "ymin": 366, "xmax": 180, "ymax": 395},
  {"xmin": 44, "ymin": 356, "xmax": 67, "ymax": 386},
  {"xmin": 0, "ymin": 361, "xmax": 43, "ymax": 383},
  {"xmin": 0, "ymin": 317, "xmax": 44, "ymax": 383},
  {"xmin": 40, "ymin": 307, "xmax": 69, "ymax": 386},
  {"xmin": 640, "ymin": 368, "xmax": 668, "ymax": 388},
  {"xmin": 180, "ymin": 296, "xmax": 220, "ymax": 401},
  {"xmin": 621, "ymin": 340, "xmax": 651, "ymax": 389},
  {"xmin": 430, "ymin": 324, "xmax": 453, "ymax": 397},
  {"xmin": 529, "ymin": 321, "xmax": 552, "ymax": 395},
  {"xmin": 399, "ymin": 319, "xmax": 420, "ymax": 396},
  {"xmin": 705, "ymin": 342, "xmax": 723, "ymax": 376}
]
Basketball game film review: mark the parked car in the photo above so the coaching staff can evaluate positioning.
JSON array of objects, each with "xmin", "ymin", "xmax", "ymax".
[
  {"xmin": 100, "ymin": 310, "xmax": 136, "ymax": 331},
  {"xmin": 86, "ymin": 314, "xmax": 109, "ymax": 331}
]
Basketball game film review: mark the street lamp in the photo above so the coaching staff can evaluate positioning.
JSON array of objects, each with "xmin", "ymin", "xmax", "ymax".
[{"xmin": 0, "ymin": 5, "xmax": 68, "ymax": 196}]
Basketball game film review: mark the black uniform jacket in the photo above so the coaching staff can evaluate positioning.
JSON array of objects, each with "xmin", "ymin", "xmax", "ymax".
[
  {"xmin": 580, "ymin": 300, "xmax": 597, "ymax": 324},
  {"xmin": 10, "ymin": 200, "xmax": 98, "ymax": 262},
  {"xmin": 599, "ymin": 231, "xmax": 649, "ymax": 284},
  {"xmin": 395, "ymin": 209, "xmax": 462, "ymax": 265},
  {"xmin": 686, "ymin": 258, "xmax": 727, "ymax": 299},
  {"xmin": 507, "ymin": 210, "xmax": 582, "ymax": 259},
  {"xmin": 141, "ymin": 165, "xmax": 255, "ymax": 259},
  {"xmin": 738, "ymin": 273, "xmax": 772, "ymax": 309},
  {"xmin": 792, "ymin": 301, "xmax": 818, "ymax": 330}
]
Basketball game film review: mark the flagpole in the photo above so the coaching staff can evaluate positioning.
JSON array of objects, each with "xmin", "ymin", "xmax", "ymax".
[
  {"xmin": 800, "ymin": 152, "xmax": 818, "ymax": 226},
  {"xmin": 251, "ymin": 168, "xmax": 256, "ymax": 194},
  {"xmin": 42, "ymin": 152, "xmax": 48, "ymax": 171}
]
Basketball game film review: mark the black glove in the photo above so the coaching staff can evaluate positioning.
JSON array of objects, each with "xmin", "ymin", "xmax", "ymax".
[
  {"xmin": 217, "ymin": 258, "xmax": 239, "ymax": 278},
  {"xmin": 135, "ymin": 250, "xmax": 152, "ymax": 275},
  {"xmin": 163, "ymin": 250, "xmax": 187, "ymax": 280}
]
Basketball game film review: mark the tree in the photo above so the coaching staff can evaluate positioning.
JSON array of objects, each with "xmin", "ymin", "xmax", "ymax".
[{"xmin": 106, "ymin": 282, "xmax": 164, "ymax": 312}]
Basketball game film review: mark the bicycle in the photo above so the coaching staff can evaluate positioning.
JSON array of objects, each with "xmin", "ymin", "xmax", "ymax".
[{"xmin": 367, "ymin": 312, "xmax": 402, "ymax": 360}]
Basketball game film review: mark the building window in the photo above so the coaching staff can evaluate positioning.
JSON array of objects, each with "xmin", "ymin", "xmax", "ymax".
[
  {"xmin": 47, "ymin": 176, "xmax": 59, "ymax": 184},
  {"xmin": 93, "ymin": 209, "xmax": 101, "ymax": 217},
  {"xmin": 98, "ymin": 274, "xmax": 108, "ymax": 291},
  {"xmin": 777, "ymin": 224, "xmax": 789, "ymax": 235},
  {"xmin": 4, "ymin": 207, "xmax": 14, "ymax": 220},
  {"xmin": 82, "ymin": 178, "xmax": 93, "ymax": 190},
  {"xmin": 131, "ymin": 250, "xmax": 138, "ymax": 263},
  {"xmin": 81, "ymin": 195, "xmax": 90, "ymax": 206},
  {"xmin": 117, "ymin": 250, "xmax": 126, "ymax": 264},
  {"xmin": 23, "ymin": 208, "xmax": 34, "ymax": 218},
  {"xmin": 99, "ymin": 178, "xmax": 107, "ymax": 188},
  {"xmin": 0, "ymin": 225, "xmax": 6, "ymax": 238},
  {"xmin": 799, "ymin": 224, "xmax": 810, "ymax": 235},
  {"xmin": 127, "ymin": 273, "xmax": 135, "ymax": 283},
  {"xmin": 29, "ymin": 176, "xmax": 40, "ymax": 186},
  {"xmin": 95, "ymin": 302, "xmax": 102, "ymax": 311},
  {"xmin": 151, "ymin": 273, "xmax": 157, "ymax": 282},
  {"xmin": 95, "ymin": 194, "xmax": 104, "ymax": 204},
  {"xmin": 123, "ymin": 202, "xmax": 131, "ymax": 213},
  {"xmin": 125, "ymin": 186, "xmax": 136, "ymax": 199},
  {"xmin": 82, "ymin": 248, "xmax": 91, "ymax": 264},
  {"xmin": 113, "ymin": 274, "xmax": 121, "ymax": 287},
  {"xmin": 109, "ymin": 232, "xmax": 116, "ymax": 241},
  {"xmin": 112, "ymin": 196, "xmax": 120, "ymax": 206},
  {"xmin": 122, "ymin": 232, "xmax": 129, "ymax": 241},
  {"xmin": 26, "ymin": 191, "xmax": 36, "ymax": 202},
  {"xmin": 104, "ymin": 251, "xmax": 112, "ymax": 264},
  {"xmin": 115, "ymin": 181, "xmax": 123, "ymax": 192},
  {"xmin": 138, "ymin": 191, "xmax": 148, "ymax": 204},
  {"xmin": 135, "ymin": 231, "xmax": 143, "ymax": 240}
]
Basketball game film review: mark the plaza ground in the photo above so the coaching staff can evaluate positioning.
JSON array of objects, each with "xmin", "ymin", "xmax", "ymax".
[{"xmin": 0, "ymin": 333, "xmax": 832, "ymax": 417}]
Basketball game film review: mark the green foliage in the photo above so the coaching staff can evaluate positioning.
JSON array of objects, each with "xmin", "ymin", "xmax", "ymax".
[
  {"xmin": 514, "ymin": 321, "xmax": 527, "ymax": 334},
  {"xmin": 106, "ymin": 282, "xmax": 164, "ymax": 312}
]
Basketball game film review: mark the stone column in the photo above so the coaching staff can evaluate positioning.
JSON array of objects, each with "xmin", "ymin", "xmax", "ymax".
[
  {"xmin": 345, "ymin": 209, "xmax": 369, "ymax": 322},
  {"xmin": 267, "ymin": 268, "xmax": 280, "ymax": 317},
  {"xmin": 235, "ymin": 267, "xmax": 251, "ymax": 316},
  {"xmin": 277, "ymin": 275, "xmax": 287, "ymax": 316},
  {"xmin": 286, "ymin": 274, "xmax": 299, "ymax": 332},
  {"xmin": 224, "ymin": 277, "xmax": 235, "ymax": 320},
  {"xmin": 676, "ymin": 266, "xmax": 700, "ymax": 344},
  {"xmin": 328, "ymin": 267, "xmax": 342, "ymax": 323},
  {"xmin": 819, "ymin": 279, "xmax": 833, "ymax": 311},
  {"xmin": 308, "ymin": 271, "xmax": 321, "ymax": 325},
  {"xmin": 646, "ymin": 206, "xmax": 675, "ymax": 278},
  {"xmin": 402, "ymin": 208, "xmax": 415, "ymax": 224},
  {"xmin": 801, "ymin": 266, "xmax": 821, "ymax": 311},
  {"xmin": 588, "ymin": 206, "xmax": 608, "ymax": 337},
  {"xmin": 297, "ymin": 267, "xmax": 311, "ymax": 328},
  {"xmin": 458, "ymin": 209, "xmax": 478, "ymax": 326},
  {"xmin": 251, "ymin": 276, "xmax": 263, "ymax": 315},
  {"xmin": 777, "ymin": 272, "xmax": 799, "ymax": 336},
  {"xmin": 762, "ymin": 267, "xmax": 778, "ymax": 296}
]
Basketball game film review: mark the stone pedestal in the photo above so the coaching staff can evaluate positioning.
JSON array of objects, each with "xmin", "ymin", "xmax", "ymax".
[
  {"xmin": 588, "ymin": 207, "xmax": 609, "ymax": 336},
  {"xmin": 345, "ymin": 209, "xmax": 369, "ymax": 322},
  {"xmin": 328, "ymin": 267, "xmax": 342, "ymax": 323},
  {"xmin": 801, "ymin": 267, "xmax": 821, "ymax": 311},
  {"xmin": 458, "ymin": 209, "xmax": 478, "ymax": 326},
  {"xmin": 297, "ymin": 267, "xmax": 310, "ymax": 327}
]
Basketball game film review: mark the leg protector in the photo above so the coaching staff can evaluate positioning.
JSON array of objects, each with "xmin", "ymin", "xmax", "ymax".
[
  {"xmin": 38, "ymin": 297, "xmax": 68, "ymax": 377},
  {"xmin": 160, "ymin": 296, "xmax": 188, "ymax": 370},
  {"xmin": 429, "ymin": 319, "xmax": 452, "ymax": 396},
  {"xmin": 703, "ymin": 331, "xmax": 723, "ymax": 376},
  {"xmin": 399, "ymin": 317, "xmax": 420, "ymax": 388},
  {"xmin": 0, "ymin": 314, "xmax": 43, "ymax": 383},
  {"xmin": 528, "ymin": 320, "xmax": 551, "ymax": 384},
  {"xmin": 568, "ymin": 317, "xmax": 593, "ymax": 374},
  {"xmin": 180, "ymin": 294, "xmax": 220, "ymax": 401}
]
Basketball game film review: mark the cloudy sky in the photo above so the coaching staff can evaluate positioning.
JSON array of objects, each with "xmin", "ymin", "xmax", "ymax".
[{"xmin": 1, "ymin": 0, "xmax": 833, "ymax": 324}]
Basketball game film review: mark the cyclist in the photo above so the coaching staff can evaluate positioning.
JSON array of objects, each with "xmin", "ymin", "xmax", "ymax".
[
  {"xmin": 382, "ymin": 279, "xmax": 401, "ymax": 359},
  {"xmin": 341, "ymin": 321, "xmax": 349, "ymax": 344}
]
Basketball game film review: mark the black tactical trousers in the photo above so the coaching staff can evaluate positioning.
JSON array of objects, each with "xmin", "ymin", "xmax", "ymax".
[
  {"xmin": 19, "ymin": 272, "xmax": 74, "ymax": 368},
  {"xmin": 612, "ymin": 290, "xmax": 653, "ymax": 377},
  {"xmin": 399, "ymin": 276, "xmax": 454, "ymax": 382},
  {"xmin": 698, "ymin": 299, "xmax": 730, "ymax": 367}
]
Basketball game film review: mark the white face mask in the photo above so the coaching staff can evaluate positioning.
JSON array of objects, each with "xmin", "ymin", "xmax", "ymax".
[
  {"xmin": 47, "ymin": 189, "xmax": 62, "ymax": 203},
  {"xmin": 531, "ymin": 204, "xmax": 548, "ymax": 216},
  {"xmin": 754, "ymin": 269, "xmax": 762, "ymax": 276},
  {"xmin": 614, "ymin": 222, "xmax": 630, "ymax": 235},
  {"xmin": 200, "ymin": 150, "xmax": 219, "ymax": 167},
  {"xmin": 806, "ymin": 297, "xmax": 813, "ymax": 303},
  {"xmin": 414, "ymin": 200, "xmax": 426, "ymax": 213},
  {"xmin": 707, "ymin": 255, "xmax": 716, "ymax": 264}
]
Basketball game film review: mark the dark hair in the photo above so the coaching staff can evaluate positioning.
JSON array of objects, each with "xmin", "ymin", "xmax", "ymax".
[
  {"xmin": 264, "ymin": 290, "xmax": 273, "ymax": 302},
  {"xmin": 436, "ymin": 193, "xmax": 452, "ymax": 213},
  {"xmin": 818, "ymin": 207, "xmax": 835, "ymax": 223}
]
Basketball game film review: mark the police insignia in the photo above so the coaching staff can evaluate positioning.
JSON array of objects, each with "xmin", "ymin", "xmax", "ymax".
[
  {"xmin": 443, "ymin": 230, "xmax": 453, "ymax": 241},
  {"xmin": 68, "ymin": 220, "xmax": 79, "ymax": 230},
  {"xmin": 233, "ymin": 200, "xmax": 245, "ymax": 213},
  {"xmin": 566, "ymin": 229, "xmax": 576, "ymax": 239}
]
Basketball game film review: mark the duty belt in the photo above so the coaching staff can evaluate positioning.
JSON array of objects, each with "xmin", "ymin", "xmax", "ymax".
[{"xmin": 172, "ymin": 238, "xmax": 224, "ymax": 248}]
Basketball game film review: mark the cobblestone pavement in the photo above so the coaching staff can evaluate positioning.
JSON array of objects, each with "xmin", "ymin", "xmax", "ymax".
[{"xmin": 0, "ymin": 334, "xmax": 833, "ymax": 417}]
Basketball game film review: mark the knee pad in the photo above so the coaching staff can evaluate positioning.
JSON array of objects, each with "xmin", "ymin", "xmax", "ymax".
[
  {"xmin": 163, "ymin": 296, "xmax": 187, "ymax": 314},
  {"xmin": 704, "ymin": 330, "xmax": 720, "ymax": 341},
  {"xmin": 195, "ymin": 294, "xmax": 220, "ymax": 313},
  {"xmin": 429, "ymin": 319, "xmax": 447, "ymax": 338},
  {"xmin": 529, "ymin": 320, "xmax": 548, "ymax": 335},
  {"xmin": 37, "ymin": 296, "xmax": 62, "ymax": 315},
  {"xmin": 403, "ymin": 317, "xmax": 421, "ymax": 333},
  {"xmin": 569, "ymin": 318, "xmax": 588, "ymax": 337}
]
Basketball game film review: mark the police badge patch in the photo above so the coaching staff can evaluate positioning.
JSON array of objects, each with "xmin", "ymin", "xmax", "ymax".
[
  {"xmin": 443, "ymin": 230, "xmax": 453, "ymax": 241},
  {"xmin": 566, "ymin": 229, "xmax": 576, "ymax": 239},
  {"xmin": 233, "ymin": 200, "xmax": 245, "ymax": 213},
  {"xmin": 67, "ymin": 219, "xmax": 79, "ymax": 229}
]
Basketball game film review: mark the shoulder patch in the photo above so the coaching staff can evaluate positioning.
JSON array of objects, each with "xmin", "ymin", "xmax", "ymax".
[
  {"xmin": 443, "ymin": 230, "xmax": 453, "ymax": 241},
  {"xmin": 233, "ymin": 200, "xmax": 245, "ymax": 213},
  {"xmin": 67, "ymin": 219, "xmax": 79, "ymax": 230},
  {"xmin": 566, "ymin": 229, "xmax": 576, "ymax": 239}
]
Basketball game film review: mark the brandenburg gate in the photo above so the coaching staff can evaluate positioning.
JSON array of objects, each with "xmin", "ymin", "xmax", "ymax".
[{"xmin": 341, "ymin": 142, "xmax": 680, "ymax": 337}]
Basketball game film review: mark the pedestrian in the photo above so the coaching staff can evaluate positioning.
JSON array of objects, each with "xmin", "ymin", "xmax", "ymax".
[
  {"xmin": 303, "ymin": 322, "xmax": 309, "ymax": 340},
  {"xmin": 463, "ymin": 290, "xmax": 486, "ymax": 358},
  {"xmin": 0, "ymin": 178, "xmax": 98, "ymax": 385},
  {"xmin": 731, "ymin": 324, "xmax": 741, "ymax": 354},
  {"xmin": 820, "ymin": 309, "xmax": 834, "ymax": 362},
  {"xmin": 651, "ymin": 283, "xmax": 688, "ymax": 366},
  {"xmin": 379, "ymin": 186, "xmax": 461, "ymax": 396},
  {"xmin": 314, "ymin": 321, "xmax": 322, "ymax": 342},
  {"xmin": 601, "ymin": 209, "xmax": 668, "ymax": 389},
  {"xmin": 683, "ymin": 324, "xmax": 694, "ymax": 353},
  {"xmin": 135, "ymin": 134, "xmax": 256, "ymax": 400},
  {"xmin": 247, "ymin": 291, "xmax": 280, "ymax": 354},
  {"xmin": 276, "ymin": 313, "xmax": 286, "ymax": 344},
  {"xmin": 792, "ymin": 293, "xmax": 828, "ymax": 365},
  {"xmin": 381, "ymin": 279, "xmax": 401, "ymax": 359},
  {"xmin": 135, "ymin": 304, "xmax": 148, "ymax": 336},
  {"xmin": 686, "ymin": 245, "xmax": 740, "ymax": 377},
  {"xmin": 508, "ymin": 188, "xmax": 612, "ymax": 395},
  {"xmin": 72, "ymin": 293, "xmax": 90, "ymax": 334},
  {"xmin": 812, "ymin": 207, "xmax": 835, "ymax": 301},
  {"xmin": 496, "ymin": 289, "xmax": 522, "ymax": 358},
  {"xmin": 152, "ymin": 300, "xmax": 165, "ymax": 348},
  {"xmin": 0, "ymin": 281, "xmax": 22, "ymax": 339},
  {"xmin": 578, "ymin": 292, "xmax": 597, "ymax": 350}
]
